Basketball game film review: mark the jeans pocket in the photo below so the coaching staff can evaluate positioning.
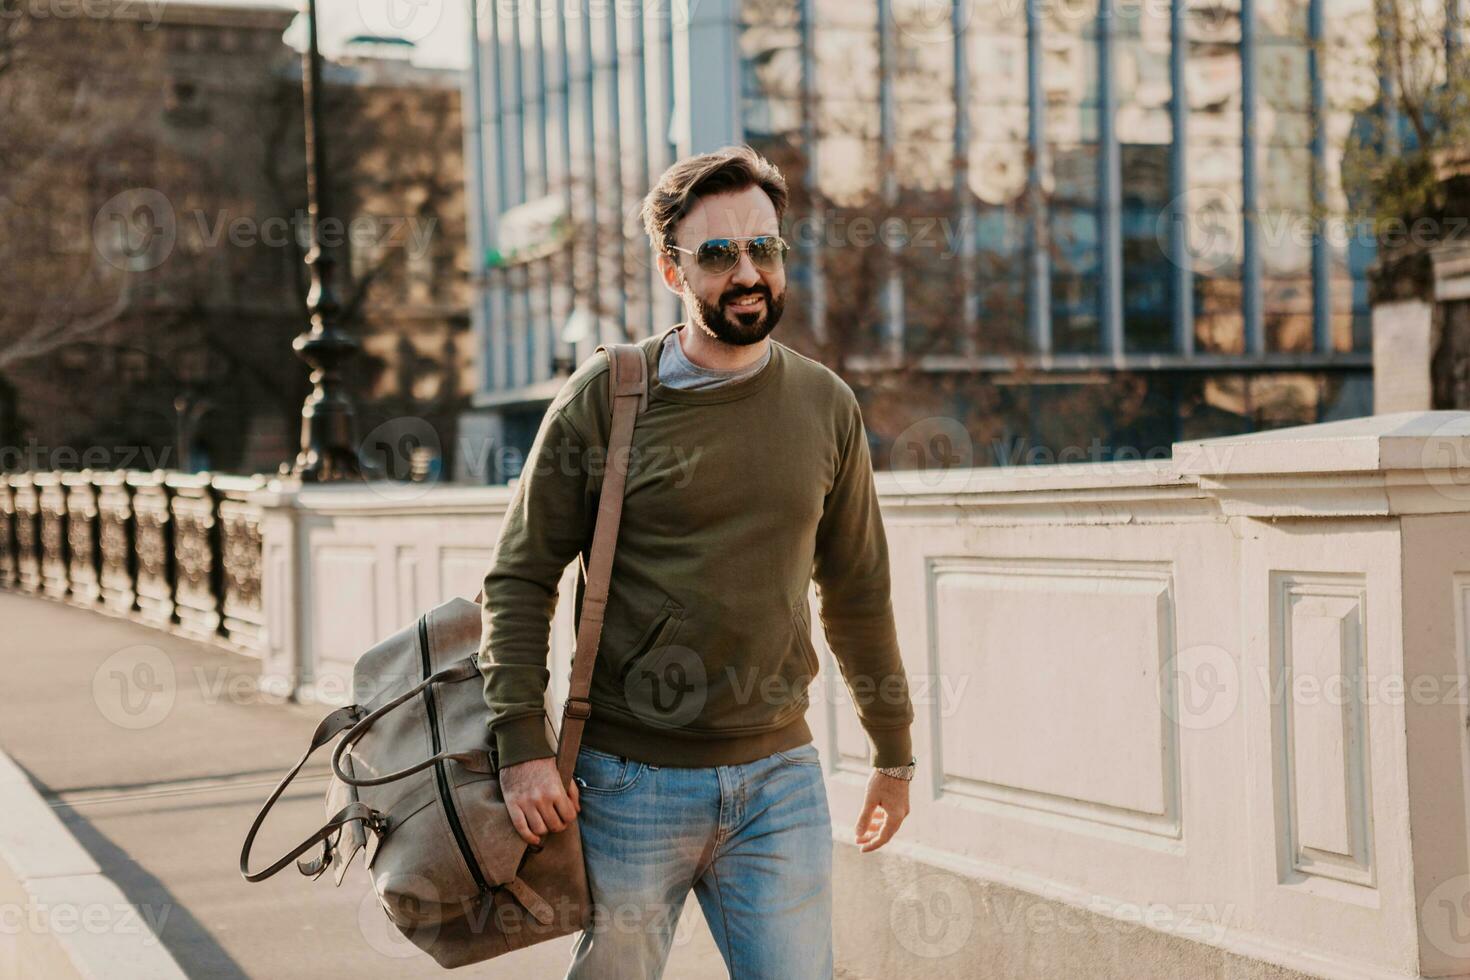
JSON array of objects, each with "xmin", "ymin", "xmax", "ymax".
[
  {"xmin": 574, "ymin": 746, "xmax": 646, "ymax": 795},
  {"xmin": 774, "ymin": 741, "xmax": 822, "ymax": 768}
]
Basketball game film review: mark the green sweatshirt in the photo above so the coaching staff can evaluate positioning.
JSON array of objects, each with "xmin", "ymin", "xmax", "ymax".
[{"xmin": 478, "ymin": 324, "xmax": 914, "ymax": 769}]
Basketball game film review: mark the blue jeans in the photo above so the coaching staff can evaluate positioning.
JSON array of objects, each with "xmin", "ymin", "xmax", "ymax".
[{"xmin": 563, "ymin": 741, "xmax": 834, "ymax": 979}]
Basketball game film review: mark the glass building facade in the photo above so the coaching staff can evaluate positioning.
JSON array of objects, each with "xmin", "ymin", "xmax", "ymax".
[{"xmin": 463, "ymin": 1, "xmax": 1445, "ymax": 479}]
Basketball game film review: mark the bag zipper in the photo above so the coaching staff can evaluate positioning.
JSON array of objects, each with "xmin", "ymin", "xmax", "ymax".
[{"xmin": 417, "ymin": 615, "xmax": 491, "ymax": 894}]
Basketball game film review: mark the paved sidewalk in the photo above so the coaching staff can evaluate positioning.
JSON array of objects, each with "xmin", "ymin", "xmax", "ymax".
[{"xmin": 0, "ymin": 593, "xmax": 729, "ymax": 979}]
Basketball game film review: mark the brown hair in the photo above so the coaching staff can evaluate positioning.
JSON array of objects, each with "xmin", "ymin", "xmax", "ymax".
[{"xmin": 639, "ymin": 144, "xmax": 789, "ymax": 254}]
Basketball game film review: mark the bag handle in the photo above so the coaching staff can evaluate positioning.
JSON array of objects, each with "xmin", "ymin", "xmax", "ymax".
[
  {"xmin": 243, "ymin": 659, "xmax": 491, "ymax": 882},
  {"xmin": 239, "ymin": 705, "xmax": 384, "ymax": 882},
  {"xmin": 329, "ymin": 658, "xmax": 493, "ymax": 786}
]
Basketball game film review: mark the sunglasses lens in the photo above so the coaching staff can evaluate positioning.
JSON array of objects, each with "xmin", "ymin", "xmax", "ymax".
[
  {"xmin": 748, "ymin": 237, "xmax": 786, "ymax": 270},
  {"xmin": 696, "ymin": 240, "xmax": 740, "ymax": 273}
]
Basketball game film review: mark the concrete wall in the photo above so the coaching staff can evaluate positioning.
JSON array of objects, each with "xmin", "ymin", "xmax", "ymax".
[{"xmin": 251, "ymin": 410, "xmax": 1470, "ymax": 980}]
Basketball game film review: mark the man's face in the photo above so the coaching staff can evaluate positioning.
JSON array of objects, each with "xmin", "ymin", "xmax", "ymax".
[{"xmin": 656, "ymin": 185, "xmax": 787, "ymax": 346}]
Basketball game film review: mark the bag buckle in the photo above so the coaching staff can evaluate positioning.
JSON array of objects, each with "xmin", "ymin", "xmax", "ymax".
[{"xmin": 563, "ymin": 696, "xmax": 592, "ymax": 721}]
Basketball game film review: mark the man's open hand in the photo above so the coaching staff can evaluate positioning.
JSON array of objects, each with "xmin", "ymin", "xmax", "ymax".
[
  {"xmin": 854, "ymin": 771, "xmax": 910, "ymax": 853},
  {"xmin": 500, "ymin": 756, "xmax": 581, "ymax": 846}
]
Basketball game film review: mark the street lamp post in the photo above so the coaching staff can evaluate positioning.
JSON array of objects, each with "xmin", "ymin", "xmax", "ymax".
[{"xmin": 290, "ymin": 0, "xmax": 364, "ymax": 481}]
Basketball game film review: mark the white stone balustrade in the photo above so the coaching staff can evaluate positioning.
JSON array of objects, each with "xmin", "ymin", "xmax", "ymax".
[{"xmin": 250, "ymin": 411, "xmax": 1470, "ymax": 979}]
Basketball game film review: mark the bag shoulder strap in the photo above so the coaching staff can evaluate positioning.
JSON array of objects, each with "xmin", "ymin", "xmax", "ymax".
[{"xmin": 550, "ymin": 343, "xmax": 647, "ymax": 786}]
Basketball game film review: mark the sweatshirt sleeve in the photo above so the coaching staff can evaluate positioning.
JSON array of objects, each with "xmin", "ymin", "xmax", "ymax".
[
  {"xmin": 811, "ymin": 396, "xmax": 914, "ymax": 769},
  {"xmin": 479, "ymin": 400, "xmax": 594, "ymax": 769}
]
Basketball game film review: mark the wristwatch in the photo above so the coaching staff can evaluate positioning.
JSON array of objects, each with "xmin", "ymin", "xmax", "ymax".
[{"xmin": 876, "ymin": 756, "xmax": 917, "ymax": 781}]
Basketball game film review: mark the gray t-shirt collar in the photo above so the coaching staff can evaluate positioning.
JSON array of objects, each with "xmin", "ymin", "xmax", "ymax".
[{"xmin": 658, "ymin": 326, "xmax": 772, "ymax": 391}]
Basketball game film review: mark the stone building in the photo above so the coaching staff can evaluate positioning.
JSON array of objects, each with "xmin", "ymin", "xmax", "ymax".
[
  {"xmin": 460, "ymin": 0, "xmax": 1397, "ymax": 480},
  {"xmin": 0, "ymin": 6, "xmax": 469, "ymax": 477}
]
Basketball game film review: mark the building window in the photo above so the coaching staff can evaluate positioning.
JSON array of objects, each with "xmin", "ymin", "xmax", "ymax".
[
  {"xmin": 164, "ymin": 78, "xmax": 210, "ymax": 128},
  {"xmin": 1186, "ymin": 0, "xmax": 1246, "ymax": 354},
  {"xmin": 1118, "ymin": 0, "xmax": 1175, "ymax": 353}
]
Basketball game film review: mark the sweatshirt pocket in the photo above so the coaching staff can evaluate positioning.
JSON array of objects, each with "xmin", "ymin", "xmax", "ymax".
[
  {"xmin": 614, "ymin": 594, "xmax": 685, "ymax": 682},
  {"xmin": 615, "ymin": 595, "xmax": 699, "ymax": 729},
  {"xmin": 790, "ymin": 597, "xmax": 820, "ymax": 677},
  {"xmin": 608, "ymin": 595, "xmax": 821, "ymax": 736}
]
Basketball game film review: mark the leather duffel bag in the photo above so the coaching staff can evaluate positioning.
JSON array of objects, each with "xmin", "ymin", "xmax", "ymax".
[{"xmin": 239, "ymin": 343, "xmax": 648, "ymax": 968}]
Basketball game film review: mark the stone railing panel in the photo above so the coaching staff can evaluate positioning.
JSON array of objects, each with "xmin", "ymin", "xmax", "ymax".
[
  {"xmin": 10, "ymin": 474, "xmax": 41, "ymax": 593},
  {"xmin": 127, "ymin": 471, "xmax": 174, "ymax": 627},
  {"xmin": 62, "ymin": 472, "xmax": 100, "ymax": 606},
  {"xmin": 167, "ymin": 472, "xmax": 220, "ymax": 642},
  {"xmin": 95, "ymin": 472, "xmax": 135, "ymax": 615},
  {"xmin": 1, "ymin": 470, "xmax": 264, "ymax": 656},
  {"xmin": 0, "ymin": 478, "xmax": 14, "ymax": 588},
  {"xmin": 214, "ymin": 475, "xmax": 266, "ymax": 652},
  {"xmin": 35, "ymin": 472, "xmax": 68, "ymax": 599}
]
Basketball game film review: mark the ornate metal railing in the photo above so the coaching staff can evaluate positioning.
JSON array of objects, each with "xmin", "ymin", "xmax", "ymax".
[{"xmin": 0, "ymin": 470, "xmax": 268, "ymax": 651}]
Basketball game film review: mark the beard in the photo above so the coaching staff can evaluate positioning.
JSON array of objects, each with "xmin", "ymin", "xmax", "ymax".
[{"xmin": 689, "ymin": 282, "xmax": 785, "ymax": 346}]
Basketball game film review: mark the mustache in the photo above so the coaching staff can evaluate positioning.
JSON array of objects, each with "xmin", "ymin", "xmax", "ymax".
[{"xmin": 720, "ymin": 285, "xmax": 772, "ymax": 307}]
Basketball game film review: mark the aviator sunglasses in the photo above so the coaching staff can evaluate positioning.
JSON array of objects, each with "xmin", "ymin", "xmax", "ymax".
[{"xmin": 666, "ymin": 235, "xmax": 791, "ymax": 275}]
